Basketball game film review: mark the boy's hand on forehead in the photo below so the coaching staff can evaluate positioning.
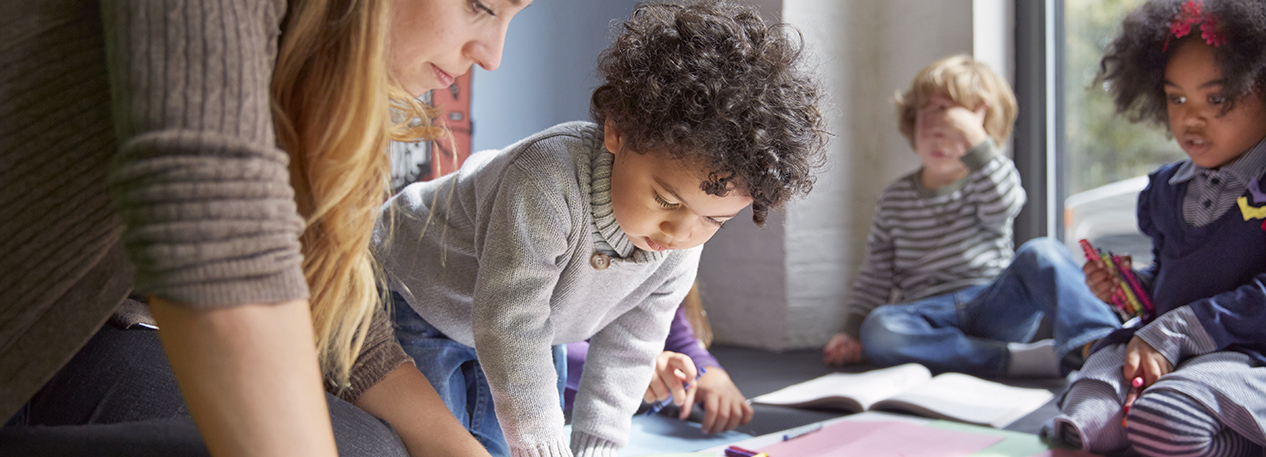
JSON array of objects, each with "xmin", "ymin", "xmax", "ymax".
[{"xmin": 925, "ymin": 96, "xmax": 991, "ymax": 154}]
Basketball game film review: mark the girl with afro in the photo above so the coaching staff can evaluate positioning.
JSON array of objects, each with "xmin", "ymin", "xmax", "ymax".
[{"xmin": 1047, "ymin": 0, "xmax": 1266, "ymax": 455}]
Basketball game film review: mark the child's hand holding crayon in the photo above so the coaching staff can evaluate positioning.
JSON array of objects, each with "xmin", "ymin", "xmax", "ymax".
[
  {"xmin": 1124, "ymin": 335, "xmax": 1172, "ymax": 388},
  {"xmin": 1078, "ymin": 239, "xmax": 1152, "ymax": 321},
  {"xmin": 644, "ymin": 352, "xmax": 699, "ymax": 409},
  {"xmin": 1080, "ymin": 239, "xmax": 1130, "ymax": 305},
  {"xmin": 1083, "ymin": 253, "xmax": 1125, "ymax": 305}
]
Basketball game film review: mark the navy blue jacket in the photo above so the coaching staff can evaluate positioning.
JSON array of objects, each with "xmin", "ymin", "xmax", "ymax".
[{"xmin": 1099, "ymin": 162, "xmax": 1266, "ymax": 365}]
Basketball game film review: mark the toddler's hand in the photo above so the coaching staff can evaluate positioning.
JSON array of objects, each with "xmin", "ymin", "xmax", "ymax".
[
  {"xmin": 925, "ymin": 96, "xmax": 990, "ymax": 155},
  {"xmin": 644, "ymin": 352, "xmax": 697, "ymax": 407},
  {"xmin": 689, "ymin": 369, "xmax": 754, "ymax": 434},
  {"xmin": 823, "ymin": 333, "xmax": 864, "ymax": 366},
  {"xmin": 1123, "ymin": 335, "xmax": 1172, "ymax": 387},
  {"xmin": 1083, "ymin": 254, "xmax": 1128, "ymax": 304}
]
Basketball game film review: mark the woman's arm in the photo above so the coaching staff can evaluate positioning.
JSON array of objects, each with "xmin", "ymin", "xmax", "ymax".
[
  {"xmin": 149, "ymin": 297, "xmax": 337, "ymax": 457},
  {"xmin": 104, "ymin": 0, "xmax": 332, "ymax": 453},
  {"xmin": 356, "ymin": 364, "xmax": 491, "ymax": 457}
]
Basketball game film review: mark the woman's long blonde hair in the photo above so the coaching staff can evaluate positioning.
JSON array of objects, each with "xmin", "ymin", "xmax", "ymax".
[{"xmin": 271, "ymin": 0, "xmax": 441, "ymax": 389}]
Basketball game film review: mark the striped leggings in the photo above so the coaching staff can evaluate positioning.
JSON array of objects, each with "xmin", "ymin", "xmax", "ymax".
[
  {"xmin": 1053, "ymin": 347, "xmax": 1265, "ymax": 456},
  {"xmin": 1125, "ymin": 389, "xmax": 1260, "ymax": 456}
]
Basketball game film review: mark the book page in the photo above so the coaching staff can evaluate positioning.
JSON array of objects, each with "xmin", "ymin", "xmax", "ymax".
[
  {"xmin": 751, "ymin": 363, "xmax": 932, "ymax": 411},
  {"xmin": 872, "ymin": 372, "xmax": 1054, "ymax": 427}
]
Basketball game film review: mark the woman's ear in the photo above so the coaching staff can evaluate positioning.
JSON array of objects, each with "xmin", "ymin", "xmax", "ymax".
[{"xmin": 603, "ymin": 118, "xmax": 624, "ymax": 155}]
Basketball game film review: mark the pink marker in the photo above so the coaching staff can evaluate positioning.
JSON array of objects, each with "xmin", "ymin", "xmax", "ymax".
[{"xmin": 1122, "ymin": 376, "xmax": 1144, "ymax": 427}]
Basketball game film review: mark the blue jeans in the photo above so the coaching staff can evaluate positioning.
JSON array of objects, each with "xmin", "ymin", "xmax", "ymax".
[
  {"xmin": 860, "ymin": 237, "xmax": 1120, "ymax": 377},
  {"xmin": 390, "ymin": 293, "xmax": 567, "ymax": 457}
]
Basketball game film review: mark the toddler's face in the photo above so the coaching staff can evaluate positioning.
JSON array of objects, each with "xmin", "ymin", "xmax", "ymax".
[
  {"xmin": 913, "ymin": 96, "xmax": 979, "ymax": 179},
  {"xmin": 604, "ymin": 125, "xmax": 753, "ymax": 253},
  {"xmin": 1164, "ymin": 40, "xmax": 1266, "ymax": 169}
]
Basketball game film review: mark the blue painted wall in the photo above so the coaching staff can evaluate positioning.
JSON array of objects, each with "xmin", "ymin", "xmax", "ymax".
[{"xmin": 470, "ymin": 0, "xmax": 640, "ymax": 153}]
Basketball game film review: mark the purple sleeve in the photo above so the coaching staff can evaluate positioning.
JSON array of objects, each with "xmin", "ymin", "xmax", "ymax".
[
  {"xmin": 562, "ymin": 341, "xmax": 588, "ymax": 411},
  {"xmin": 663, "ymin": 305, "xmax": 721, "ymax": 370},
  {"xmin": 565, "ymin": 342, "xmax": 588, "ymax": 391}
]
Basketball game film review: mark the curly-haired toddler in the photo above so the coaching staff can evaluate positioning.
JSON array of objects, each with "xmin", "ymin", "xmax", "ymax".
[
  {"xmin": 372, "ymin": 1, "xmax": 827, "ymax": 456},
  {"xmin": 1047, "ymin": 1, "xmax": 1266, "ymax": 455}
]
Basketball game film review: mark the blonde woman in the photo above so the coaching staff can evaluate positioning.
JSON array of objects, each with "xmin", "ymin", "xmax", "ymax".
[{"xmin": 0, "ymin": 0, "xmax": 529, "ymax": 456}]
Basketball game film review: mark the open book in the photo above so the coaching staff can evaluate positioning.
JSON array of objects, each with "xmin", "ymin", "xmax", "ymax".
[{"xmin": 751, "ymin": 364, "xmax": 1054, "ymax": 428}]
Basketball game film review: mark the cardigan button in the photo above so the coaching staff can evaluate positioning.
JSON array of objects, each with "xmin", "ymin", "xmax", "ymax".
[{"xmin": 590, "ymin": 252, "xmax": 611, "ymax": 270}]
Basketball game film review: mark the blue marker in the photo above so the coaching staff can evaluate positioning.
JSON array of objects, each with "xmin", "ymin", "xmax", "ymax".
[
  {"xmin": 782, "ymin": 422, "xmax": 823, "ymax": 441},
  {"xmin": 646, "ymin": 366, "xmax": 706, "ymax": 416}
]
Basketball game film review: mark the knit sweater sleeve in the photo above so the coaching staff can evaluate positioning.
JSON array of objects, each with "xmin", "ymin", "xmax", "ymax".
[
  {"xmin": 961, "ymin": 141, "xmax": 1026, "ymax": 229},
  {"xmin": 842, "ymin": 200, "xmax": 896, "ymax": 338},
  {"xmin": 470, "ymin": 159, "xmax": 573, "ymax": 457},
  {"xmin": 101, "ymin": 0, "xmax": 309, "ymax": 307},
  {"xmin": 571, "ymin": 248, "xmax": 701, "ymax": 457},
  {"xmin": 340, "ymin": 306, "xmax": 413, "ymax": 404}
]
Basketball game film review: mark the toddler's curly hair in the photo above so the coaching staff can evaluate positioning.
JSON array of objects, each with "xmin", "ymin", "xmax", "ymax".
[
  {"xmin": 1098, "ymin": 0, "xmax": 1266, "ymax": 125},
  {"xmin": 590, "ymin": 0, "xmax": 828, "ymax": 226}
]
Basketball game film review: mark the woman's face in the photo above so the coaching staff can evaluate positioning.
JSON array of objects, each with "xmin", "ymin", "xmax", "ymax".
[{"xmin": 389, "ymin": 0, "xmax": 530, "ymax": 96}]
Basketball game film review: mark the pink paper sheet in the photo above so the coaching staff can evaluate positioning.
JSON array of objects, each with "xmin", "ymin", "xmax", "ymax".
[{"xmin": 757, "ymin": 420, "xmax": 1004, "ymax": 457}]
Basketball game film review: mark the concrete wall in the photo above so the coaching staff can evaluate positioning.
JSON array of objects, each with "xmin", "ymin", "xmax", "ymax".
[{"xmin": 702, "ymin": 0, "xmax": 987, "ymax": 350}]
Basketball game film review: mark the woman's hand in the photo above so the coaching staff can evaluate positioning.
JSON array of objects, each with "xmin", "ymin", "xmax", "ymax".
[
  {"xmin": 644, "ymin": 352, "xmax": 698, "ymax": 406},
  {"xmin": 1123, "ymin": 335, "xmax": 1173, "ymax": 387},
  {"xmin": 823, "ymin": 333, "xmax": 864, "ymax": 366},
  {"xmin": 690, "ymin": 368, "xmax": 753, "ymax": 434}
]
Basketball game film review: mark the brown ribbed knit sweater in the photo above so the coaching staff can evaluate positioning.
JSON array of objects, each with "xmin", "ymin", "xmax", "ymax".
[{"xmin": 0, "ymin": 0, "xmax": 409, "ymax": 418}]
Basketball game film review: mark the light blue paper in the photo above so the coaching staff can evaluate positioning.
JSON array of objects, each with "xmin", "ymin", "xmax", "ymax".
[{"xmin": 565, "ymin": 414, "xmax": 750, "ymax": 457}]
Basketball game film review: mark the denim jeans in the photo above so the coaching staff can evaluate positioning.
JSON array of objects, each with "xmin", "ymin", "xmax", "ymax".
[
  {"xmin": 859, "ymin": 237, "xmax": 1120, "ymax": 377},
  {"xmin": 391, "ymin": 292, "xmax": 567, "ymax": 457},
  {"xmin": 1, "ymin": 321, "xmax": 408, "ymax": 457}
]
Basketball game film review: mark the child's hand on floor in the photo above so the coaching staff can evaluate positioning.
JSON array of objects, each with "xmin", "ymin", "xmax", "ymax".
[
  {"xmin": 1083, "ymin": 254, "xmax": 1129, "ymax": 304},
  {"xmin": 823, "ymin": 333, "xmax": 864, "ymax": 366},
  {"xmin": 1124, "ymin": 335, "xmax": 1173, "ymax": 387},
  {"xmin": 690, "ymin": 368, "xmax": 754, "ymax": 434},
  {"xmin": 644, "ymin": 352, "xmax": 698, "ymax": 407}
]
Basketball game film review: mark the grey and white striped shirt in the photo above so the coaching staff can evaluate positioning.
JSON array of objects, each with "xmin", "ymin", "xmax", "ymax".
[{"xmin": 841, "ymin": 141, "xmax": 1026, "ymax": 338}]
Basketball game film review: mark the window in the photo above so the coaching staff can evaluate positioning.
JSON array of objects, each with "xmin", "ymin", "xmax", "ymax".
[
  {"xmin": 1015, "ymin": 0, "xmax": 1182, "ymax": 264},
  {"xmin": 1061, "ymin": 0, "xmax": 1184, "ymax": 197}
]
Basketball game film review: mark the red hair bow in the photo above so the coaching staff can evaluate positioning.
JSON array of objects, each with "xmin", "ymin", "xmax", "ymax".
[{"xmin": 1163, "ymin": 0, "xmax": 1227, "ymax": 52}]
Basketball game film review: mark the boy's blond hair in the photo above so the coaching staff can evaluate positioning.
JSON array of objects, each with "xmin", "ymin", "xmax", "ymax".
[{"xmin": 895, "ymin": 55, "xmax": 1018, "ymax": 149}]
